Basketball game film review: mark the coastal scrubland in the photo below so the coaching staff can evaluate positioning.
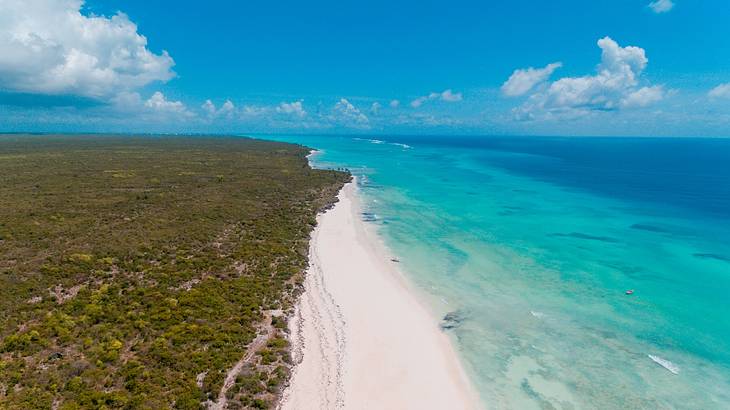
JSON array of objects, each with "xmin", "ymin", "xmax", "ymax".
[{"xmin": 0, "ymin": 135, "xmax": 349, "ymax": 409}]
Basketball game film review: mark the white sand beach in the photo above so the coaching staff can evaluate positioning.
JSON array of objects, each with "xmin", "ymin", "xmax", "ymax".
[{"xmin": 281, "ymin": 182, "xmax": 480, "ymax": 409}]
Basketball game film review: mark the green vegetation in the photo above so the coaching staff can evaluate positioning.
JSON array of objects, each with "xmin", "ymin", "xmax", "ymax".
[{"xmin": 0, "ymin": 135, "xmax": 349, "ymax": 409}]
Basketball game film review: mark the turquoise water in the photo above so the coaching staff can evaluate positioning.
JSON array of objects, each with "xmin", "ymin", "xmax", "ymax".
[{"xmin": 263, "ymin": 135, "xmax": 730, "ymax": 409}]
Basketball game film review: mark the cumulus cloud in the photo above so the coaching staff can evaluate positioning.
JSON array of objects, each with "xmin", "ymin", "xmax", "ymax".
[
  {"xmin": 621, "ymin": 86, "xmax": 664, "ymax": 108},
  {"xmin": 389, "ymin": 99, "xmax": 400, "ymax": 108},
  {"xmin": 276, "ymin": 101, "xmax": 306, "ymax": 117},
  {"xmin": 144, "ymin": 92, "xmax": 188, "ymax": 114},
  {"xmin": 410, "ymin": 89, "xmax": 463, "ymax": 108},
  {"xmin": 333, "ymin": 98, "xmax": 369, "ymax": 126},
  {"xmin": 708, "ymin": 83, "xmax": 730, "ymax": 99},
  {"xmin": 202, "ymin": 99, "xmax": 236, "ymax": 117},
  {"xmin": 441, "ymin": 89, "xmax": 462, "ymax": 102},
  {"xmin": 221, "ymin": 100, "xmax": 235, "ymax": 111},
  {"xmin": 649, "ymin": 0, "xmax": 674, "ymax": 13},
  {"xmin": 109, "ymin": 90, "xmax": 192, "ymax": 120},
  {"xmin": 501, "ymin": 62, "xmax": 562, "ymax": 97},
  {"xmin": 241, "ymin": 105, "xmax": 269, "ymax": 117},
  {"xmin": 202, "ymin": 100, "xmax": 216, "ymax": 115},
  {"xmin": 370, "ymin": 102, "xmax": 382, "ymax": 115},
  {"xmin": 0, "ymin": 0, "xmax": 175, "ymax": 99},
  {"xmin": 512, "ymin": 37, "xmax": 663, "ymax": 120},
  {"xmin": 410, "ymin": 96, "xmax": 428, "ymax": 108}
]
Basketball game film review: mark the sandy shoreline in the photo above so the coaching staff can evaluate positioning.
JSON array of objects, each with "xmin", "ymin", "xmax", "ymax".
[{"xmin": 281, "ymin": 182, "xmax": 480, "ymax": 409}]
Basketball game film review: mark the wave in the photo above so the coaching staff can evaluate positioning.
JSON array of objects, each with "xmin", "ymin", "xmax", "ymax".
[
  {"xmin": 353, "ymin": 137, "xmax": 412, "ymax": 149},
  {"xmin": 648, "ymin": 354, "xmax": 680, "ymax": 375}
]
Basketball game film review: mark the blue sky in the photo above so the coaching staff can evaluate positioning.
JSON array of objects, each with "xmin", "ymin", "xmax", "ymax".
[{"xmin": 1, "ymin": 0, "xmax": 729, "ymax": 136}]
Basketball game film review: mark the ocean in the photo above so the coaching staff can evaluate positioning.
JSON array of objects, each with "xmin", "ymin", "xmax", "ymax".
[{"xmin": 263, "ymin": 134, "xmax": 730, "ymax": 409}]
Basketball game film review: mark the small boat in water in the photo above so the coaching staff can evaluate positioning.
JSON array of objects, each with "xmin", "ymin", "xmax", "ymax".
[{"xmin": 625, "ymin": 289, "xmax": 634, "ymax": 295}]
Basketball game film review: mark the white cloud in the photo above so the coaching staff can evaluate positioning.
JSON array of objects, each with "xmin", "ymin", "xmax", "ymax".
[
  {"xmin": 333, "ymin": 98, "xmax": 369, "ymax": 126},
  {"xmin": 276, "ymin": 101, "xmax": 306, "ymax": 117},
  {"xmin": 202, "ymin": 100, "xmax": 217, "ymax": 115},
  {"xmin": 109, "ymin": 90, "xmax": 192, "ymax": 120},
  {"xmin": 0, "ymin": 0, "xmax": 175, "ymax": 99},
  {"xmin": 390, "ymin": 99, "xmax": 401, "ymax": 108},
  {"xmin": 410, "ymin": 97, "xmax": 428, "ymax": 108},
  {"xmin": 370, "ymin": 102, "xmax": 382, "ymax": 115},
  {"xmin": 410, "ymin": 89, "xmax": 463, "ymax": 108},
  {"xmin": 708, "ymin": 83, "xmax": 730, "ymax": 99},
  {"xmin": 621, "ymin": 86, "xmax": 664, "ymax": 108},
  {"xmin": 220, "ymin": 100, "xmax": 235, "ymax": 113},
  {"xmin": 202, "ymin": 99, "xmax": 236, "ymax": 117},
  {"xmin": 441, "ymin": 89, "xmax": 462, "ymax": 102},
  {"xmin": 649, "ymin": 0, "xmax": 674, "ymax": 13},
  {"xmin": 501, "ymin": 62, "xmax": 562, "ymax": 97},
  {"xmin": 144, "ymin": 92, "xmax": 188, "ymax": 114},
  {"xmin": 513, "ymin": 37, "xmax": 663, "ymax": 120},
  {"xmin": 241, "ymin": 105, "xmax": 269, "ymax": 117}
]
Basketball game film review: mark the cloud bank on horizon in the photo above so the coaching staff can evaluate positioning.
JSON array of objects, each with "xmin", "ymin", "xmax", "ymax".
[{"xmin": 0, "ymin": 0, "xmax": 728, "ymax": 136}]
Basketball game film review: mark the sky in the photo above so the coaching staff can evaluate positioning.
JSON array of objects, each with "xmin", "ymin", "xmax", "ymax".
[{"xmin": 0, "ymin": 0, "xmax": 729, "ymax": 136}]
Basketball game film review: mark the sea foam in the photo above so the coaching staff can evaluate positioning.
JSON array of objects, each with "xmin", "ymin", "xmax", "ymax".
[
  {"xmin": 353, "ymin": 137, "xmax": 412, "ymax": 149},
  {"xmin": 648, "ymin": 355, "xmax": 680, "ymax": 375}
]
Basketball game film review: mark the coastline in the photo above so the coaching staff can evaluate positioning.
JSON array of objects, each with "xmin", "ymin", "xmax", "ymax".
[{"xmin": 281, "ymin": 181, "xmax": 481, "ymax": 409}]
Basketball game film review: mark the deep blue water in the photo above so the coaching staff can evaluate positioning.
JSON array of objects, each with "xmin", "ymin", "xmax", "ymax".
[
  {"xmin": 388, "ymin": 136, "xmax": 730, "ymax": 219},
  {"xmin": 263, "ymin": 134, "xmax": 730, "ymax": 409}
]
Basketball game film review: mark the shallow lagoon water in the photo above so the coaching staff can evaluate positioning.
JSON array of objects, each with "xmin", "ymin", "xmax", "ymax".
[{"xmin": 263, "ymin": 135, "xmax": 730, "ymax": 409}]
